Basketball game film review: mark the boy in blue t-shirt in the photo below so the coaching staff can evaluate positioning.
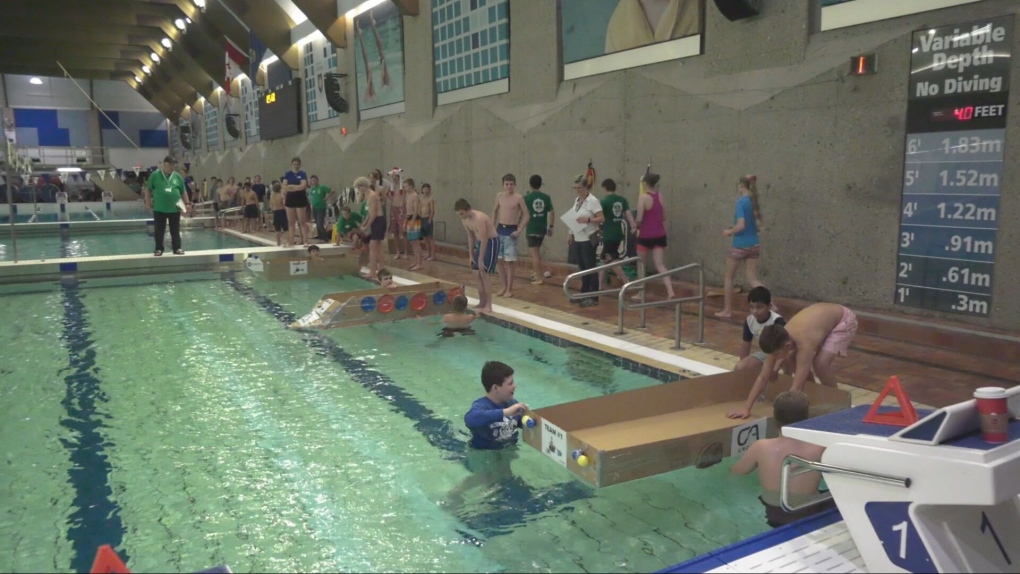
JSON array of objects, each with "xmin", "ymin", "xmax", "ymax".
[{"xmin": 464, "ymin": 361, "xmax": 527, "ymax": 449}]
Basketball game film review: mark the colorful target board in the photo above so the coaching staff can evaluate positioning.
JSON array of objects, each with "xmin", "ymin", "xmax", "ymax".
[{"xmin": 290, "ymin": 282, "xmax": 461, "ymax": 329}]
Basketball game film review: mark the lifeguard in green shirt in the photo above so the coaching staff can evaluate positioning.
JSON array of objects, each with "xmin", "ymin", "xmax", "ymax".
[
  {"xmin": 307, "ymin": 175, "xmax": 332, "ymax": 241},
  {"xmin": 145, "ymin": 155, "xmax": 192, "ymax": 256}
]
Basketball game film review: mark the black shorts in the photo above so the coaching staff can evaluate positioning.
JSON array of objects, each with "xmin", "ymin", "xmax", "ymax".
[
  {"xmin": 602, "ymin": 239, "xmax": 622, "ymax": 260},
  {"xmin": 370, "ymin": 216, "xmax": 387, "ymax": 241},
  {"xmin": 212, "ymin": 202, "xmax": 220, "ymax": 214},
  {"xmin": 637, "ymin": 235, "xmax": 667, "ymax": 250},
  {"xmin": 526, "ymin": 234, "xmax": 545, "ymax": 248},
  {"xmin": 272, "ymin": 209, "xmax": 288, "ymax": 232},
  {"xmin": 244, "ymin": 204, "xmax": 259, "ymax": 219},
  {"xmin": 285, "ymin": 191, "xmax": 308, "ymax": 208}
]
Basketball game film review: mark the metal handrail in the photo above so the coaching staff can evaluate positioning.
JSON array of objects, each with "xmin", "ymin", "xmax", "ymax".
[
  {"xmin": 562, "ymin": 256, "xmax": 644, "ymax": 302},
  {"xmin": 780, "ymin": 454, "xmax": 911, "ymax": 512},
  {"xmin": 217, "ymin": 206, "xmax": 243, "ymax": 218},
  {"xmin": 616, "ymin": 262, "xmax": 705, "ymax": 349}
]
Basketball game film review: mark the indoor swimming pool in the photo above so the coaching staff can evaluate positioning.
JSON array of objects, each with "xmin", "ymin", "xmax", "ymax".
[
  {"xmin": 0, "ymin": 228, "xmax": 255, "ymax": 261},
  {"xmin": 0, "ymin": 203, "xmax": 151, "ymax": 224},
  {"xmin": 0, "ymin": 272, "xmax": 770, "ymax": 573}
]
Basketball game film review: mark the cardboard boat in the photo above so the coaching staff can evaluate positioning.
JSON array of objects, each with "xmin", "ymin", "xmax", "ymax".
[
  {"xmin": 521, "ymin": 369, "xmax": 851, "ymax": 487},
  {"xmin": 244, "ymin": 251, "xmax": 361, "ymax": 280},
  {"xmin": 290, "ymin": 282, "xmax": 461, "ymax": 329}
]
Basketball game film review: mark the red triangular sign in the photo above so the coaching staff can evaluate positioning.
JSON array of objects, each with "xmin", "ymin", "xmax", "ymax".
[
  {"xmin": 863, "ymin": 376, "xmax": 919, "ymax": 427},
  {"xmin": 90, "ymin": 545, "xmax": 130, "ymax": 574}
]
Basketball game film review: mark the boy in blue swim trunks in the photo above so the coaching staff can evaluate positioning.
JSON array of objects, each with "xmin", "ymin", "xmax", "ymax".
[
  {"xmin": 455, "ymin": 198, "xmax": 499, "ymax": 314},
  {"xmin": 491, "ymin": 174, "xmax": 530, "ymax": 298}
]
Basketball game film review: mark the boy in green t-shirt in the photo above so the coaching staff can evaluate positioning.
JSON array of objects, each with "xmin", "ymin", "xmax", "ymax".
[
  {"xmin": 522, "ymin": 174, "xmax": 555, "ymax": 285},
  {"xmin": 308, "ymin": 175, "xmax": 332, "ymax": 242},
  {"xmin": 334, "ymin": 205, "xmax": 364, "ymax": 246},
  {"xmin": 598, "ymin": 178, "xmax": 636, "ymax": 290}
]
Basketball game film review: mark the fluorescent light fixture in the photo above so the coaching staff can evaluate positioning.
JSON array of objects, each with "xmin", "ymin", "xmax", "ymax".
[
  {"xmin": 260, "ymin": 55, "xmax": 279, "ymax": 68},
  {"xmin": 346, "ymin": 0, "xmax": 387, "ymax": 19},
  {"xmin": 162, "ymin": 37, "xmax": 172, "ymax": 49},
  {"xmin": 142, "ymin": 65, "xmax": 151, "ymax": 74},
  {"xmin": 134, "ymin": 75, "xmax": 142, "ymax": 82},
  {"xmin": 29, "ymin": 77, "xmax": 43, "ymax": 85},
  {"xmin": 175, "ymin": 18, "xmax": 186, "ymax": 30},
  {"xmin": 57, "ymin": 167, "xmax": 83, "ymax": 173},
  {"xmin": 297, "ymin": 30, "xmax": 324, "ymax": 46},
  {"xmin": 151, "ymin": 52, "xmax": 160, "ymax": 63},
  {"xmin": 194, "ymin": 0, "xmax": 206, "ymax": 8},
  {"xmin": 185, "ymin": 17, "xmax": 192, "ymax": 24}
]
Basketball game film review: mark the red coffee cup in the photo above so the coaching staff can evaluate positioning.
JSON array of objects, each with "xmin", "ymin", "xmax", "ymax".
[{"xmin": 974, "ymin": 387, "xmax": 1009, "ymax": 443}]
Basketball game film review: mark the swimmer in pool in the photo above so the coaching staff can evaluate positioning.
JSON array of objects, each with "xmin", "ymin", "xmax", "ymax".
[
  {"xmin": 439, "ymin": 293, "xmax": 477, "ymax": 337},
  {"xmin": 369, "ymin": 268, "xmax": 397, "ymax": 290},
  {"xmin": 731, "ymin": 391, "xmax": 835, "ymax": 528}
]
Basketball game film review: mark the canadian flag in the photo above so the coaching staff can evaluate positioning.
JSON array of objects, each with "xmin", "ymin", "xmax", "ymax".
[{"xmin": 224, "ymin": 40, "xmax": 247, "ymax": 95}]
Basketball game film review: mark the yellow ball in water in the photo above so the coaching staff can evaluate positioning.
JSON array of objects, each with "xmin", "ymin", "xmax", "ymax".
[{"xmin": 576, "ymin": 455, "xmax": 590, "ymax": 467}]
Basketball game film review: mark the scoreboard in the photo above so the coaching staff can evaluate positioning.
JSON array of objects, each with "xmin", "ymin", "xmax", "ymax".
[
  {"xmin": 894, "ymin": 17, "xmax": 1011, "ymax": 317},
  {"xmin": 258, "ymin": 79, "xmax": 302, "ymax": 141}
]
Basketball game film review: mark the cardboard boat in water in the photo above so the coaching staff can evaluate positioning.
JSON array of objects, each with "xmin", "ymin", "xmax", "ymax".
[
  {"xmin": 521, "ymin": 369, "xmax": 851, "ymax": 487},
  {"xmin": 290, "ymin": 282, "xmax": 462, "ymax": 329},
  {"xmin": 245, "ymin": 251, "xmax": 361, "ymax": 280}
]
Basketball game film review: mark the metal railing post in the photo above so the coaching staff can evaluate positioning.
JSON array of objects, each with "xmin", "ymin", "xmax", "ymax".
[
  {"xmin": 697, "ymin": 266, "xmax": 705, "ymax": 345},
  {"xmin": 638, "ymin": 259, "xmax": 646, "ymax": 328}
]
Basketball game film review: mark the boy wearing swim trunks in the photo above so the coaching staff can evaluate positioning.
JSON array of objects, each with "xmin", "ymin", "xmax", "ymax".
[
  {"xmin": 419, "ymin": 183, "xmax": 437, "ymax": 261},
  {"xmin": 455, "ymin": 198, "xmax": 499, "ymax": 314},
  {"xmin": 491, "ymin": 174, "xmax": 530, "ymax": 298},
  {"xmin": 357, "ymin": 177, "xmax": 385, "ymax": 279},
  {"xmin": 728, "ymin": 302, "xmax": 858, "ymax": 419},
  {"xmin": 269, "ymin": 183, "xmax": 289, "ymax": 247},
  {"xmin": 731, "ymin": 391, "xmax": 834, "ymax": 527},
  {"xmin": 403, "ymin": 178, "xmax": 424, "ymax": 271}
]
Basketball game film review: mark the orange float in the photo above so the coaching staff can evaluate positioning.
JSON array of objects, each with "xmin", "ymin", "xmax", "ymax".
[
  {"xmin": 410, "ymin": 292, "xmax": 428, "ymax": 311},
  {"xmin": 447, "ymin": 287, "xmax": 462, "ymax": 300},
  {"xmin": 377, "ymin": 294, "xmax": 395, "ymax": 314}
]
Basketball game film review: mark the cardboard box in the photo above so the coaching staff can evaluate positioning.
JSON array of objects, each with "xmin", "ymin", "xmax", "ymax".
[
  {"xmin": 245, "ymin": 251, "xmax": 360, "ymax": 280},
  {"xmin": 290, "ymin": 282, "xmax": 459, "ymax": 329},
  {"xmin": 521, "ymin": 369, "xmax": 850, "ymax": 487}
]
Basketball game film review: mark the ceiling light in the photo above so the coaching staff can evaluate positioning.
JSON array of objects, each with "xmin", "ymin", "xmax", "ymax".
[
  {"xmin": 134, "ymin": 75, "xmax": 142, "ymax": 82},
  {"xmin": 162, "ymin": 37, "xmax": 172, "ymax": 49},
  {"xmin": 29, "ymin": 77, "xmax": 43, "ymax": 85},
  {"xmin": 194, "ymin": 0, "xmax": 206, "ymax": 9},
  {"xmin": 346, "ymin": 0, "xmax": 387, "ymax": 19},
  {"xmin": 185, "ymin": 17, "xmax": 192, "ymax": 24},
  {"xmin": 142, "ymin": 65, "xmax": 151, "ymax": 74},
  {"xmin": 57, "ymin": 167, "xmax": 83, "ymax": 173},
  {"xmin": 175, "ymin": 18, "xmax": 186, "ymax": 30},
  {"xmin": 151, "ymin": 52, "xmax": 160, "ymax": 63}
]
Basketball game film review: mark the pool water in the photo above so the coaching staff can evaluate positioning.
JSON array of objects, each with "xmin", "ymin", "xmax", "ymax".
[
  {"xmin": 0, "ymin": 272, "xmax": 769, "ymax": 573},
  {"xmin": 0, "ymin": 229, "xmax": 255, "ymax": 261},
  {"xmin": 0, "ymin": 205, "xmax": 151, "ymax": 224}
]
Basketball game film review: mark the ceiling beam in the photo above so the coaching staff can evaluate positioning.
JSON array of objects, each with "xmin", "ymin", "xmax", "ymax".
[
  {"xmin": 290, "ymin": 0, "xmax": 345, "ymax": 49},
  {"xmin": 394, "ymin": 0, "xmax": 420, "ymax": 17},
  {"xmin": 136, "ymin": 84, "xmax": 179, "ymax": 121},
  {"xmin": 216, "ymin": 0, "xmax": 299, "ymax": 69}
]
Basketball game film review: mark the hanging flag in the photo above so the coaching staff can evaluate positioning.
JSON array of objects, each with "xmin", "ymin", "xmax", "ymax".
[
  {"xmin": 97, "ymin": 170, "xmax": 105, "ymax": 181},
  {"xmin": 585, "ymin": 160, "xmax": 596, "ymax": 190},
  {"xmin": 225, "ymin": 40, "xmax": 247, "ymax": 95},
  {"xmin": 248, "ymin": 31, "xmax": 269, "ymax": 86}
]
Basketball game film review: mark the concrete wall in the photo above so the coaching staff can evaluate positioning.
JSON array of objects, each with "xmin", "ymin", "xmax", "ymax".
[{"xmin": 186, "ymin": 0, "xmax": 1020, "ymax": 331}]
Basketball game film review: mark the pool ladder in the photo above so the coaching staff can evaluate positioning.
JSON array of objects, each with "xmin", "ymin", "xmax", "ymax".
[
  {"xmin": 779, "ymin": 454, "xmax": 910, "ymax": 512},
  {"xmin": 562, "ymin": 258, "xmax": 706, "ymax": 349},
  {"xmin": 84, "ymin": 206, "xmax": 101, "ymax": 221},
  {"xmin": 26, "ymin": 206, "xmax": 41, "ymax": 223}
]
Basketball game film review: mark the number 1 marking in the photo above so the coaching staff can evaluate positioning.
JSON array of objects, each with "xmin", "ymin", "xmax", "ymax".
[
  {"xmin": 981, "ymin": 511, "xmax": 1012, "ymax": 565},
  {"xmin": 892, "ymin": 520, "xmax": 908, "ymax": 559}
]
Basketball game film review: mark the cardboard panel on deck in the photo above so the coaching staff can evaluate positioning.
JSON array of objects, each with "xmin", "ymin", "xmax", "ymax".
[
  {"xmin": 245, "ymin": 252, "xmax": 361, "ymax": 280},
  {"xmin": 521, "ymin": 369, "xmax": 850, "ymax": 488}
]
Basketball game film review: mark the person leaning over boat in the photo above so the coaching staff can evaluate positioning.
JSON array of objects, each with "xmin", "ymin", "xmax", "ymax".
[{"xmin": 144, "ymin": 155, "xmax": 191, "ymax": 256}]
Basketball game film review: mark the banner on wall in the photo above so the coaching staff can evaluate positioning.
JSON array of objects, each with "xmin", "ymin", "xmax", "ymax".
[
  {"xmin": 354, "ymin": 0, "xmax": 405, "ymax": 117},
  {"xmin": 249, "ymin": 31, "xmax": 269, "ymax": 86},
  {"xmin": 561, "ymin": 0, "xmax": 702, "ymax": 79},
  {"xmin": 225, "ymin": 40, "xmax": 247, "ymax": 95}
]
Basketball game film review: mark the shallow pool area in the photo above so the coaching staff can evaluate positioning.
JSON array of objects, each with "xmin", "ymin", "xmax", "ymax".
[
  {"xmin": 0, "ymin": 228, "xmax": 256, "ymax": 261},
  {"xmin": 0, "ymin": 203, "xmax": 151, "ymax": 224},
  {"xmin": 0, "ymin": 271, "xmax": 771, "ymax": 573}
]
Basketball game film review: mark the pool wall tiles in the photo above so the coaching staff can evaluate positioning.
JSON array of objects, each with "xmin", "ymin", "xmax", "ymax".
[
  {"xmin": 432, "ymin": 0, "xmax": 510, "ymax": 94},
  {"xmin": 481, "ymin": 315, "xmax": 682, "ymax": 383}
]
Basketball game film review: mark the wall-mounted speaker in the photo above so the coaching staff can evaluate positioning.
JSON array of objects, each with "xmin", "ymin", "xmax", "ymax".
[
  {"xmin": 324, "ymin": 73, "xmax": 350, "ymax": 114},
  {"xmin": 179, "ymin": 124, "xmax": 192, "ymax": 150},
  {"xmin": 225, "ymin": 114, "xmax": 240, "ymax": 139},
  {"xmin": 713, "ymin": 0, "xmax": 760, "ymax": 21}
]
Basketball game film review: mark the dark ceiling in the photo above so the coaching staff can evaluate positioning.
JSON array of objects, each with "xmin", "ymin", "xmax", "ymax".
[{"xmin": 0, "ymin": 0, "xmax": 416, "ymax": 123}]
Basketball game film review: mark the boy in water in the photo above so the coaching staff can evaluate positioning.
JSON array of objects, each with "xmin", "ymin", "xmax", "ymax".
[
  {"xmin": 455, "ymin": 198, "xmax": 499, "ymax": 314},
  {"xmin": 465, "ymin": 361, "xmax": 527, "ymax": 450},
  {"xmin": 728, "ymin": 302, "xmax": 858, "ymax": 419},
  {"xmin": 442, "ymin": 294, "xmax": 477, "ymax": 331},
  {"xmin": 307, "ymin": 244, "xmax": 322, "ymax": 259},
  {"xmin": 731, "ymin": 391, "xmax": 835, "ymax": 528},
  {"xmin": 269, "ymin": 183, "xmax": 289, "ymax": 247}
]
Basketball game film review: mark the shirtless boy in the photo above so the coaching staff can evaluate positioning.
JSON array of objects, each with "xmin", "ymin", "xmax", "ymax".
[
  {"xmin": 491, "ymin": 174, "xmax": 530, "ymax": 298},
  {"xmin": 403, "ymin": 178, "xmax": 424, "ymax": 271},
  {"xmin": 731, "ymin": 391, "xmax": 834, "ymax": 527},
  {"xmin": 420, "ymin": 183, "xmax": 437, "ymax": 261},
  {"xmin": 240, "ymin": 182, "xmax": 260, "ymax": 234},
  {"xmin": 455, "ymin": 198, "xmax": 499, "ymax": 314},
  {"xmin": 387, "ymin": 169, "xmax": 407, "ymax": 259},
  {"xmin": 728, "ymin": 302, "xmax": 858, "ymax": 419},
  {"xmin": 269, "ymin": 183, "xmax": 289, "ymax": 247},
  {"xmin": 442, "ymin": 294, "xmax": 477, "ymax": 331}
]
